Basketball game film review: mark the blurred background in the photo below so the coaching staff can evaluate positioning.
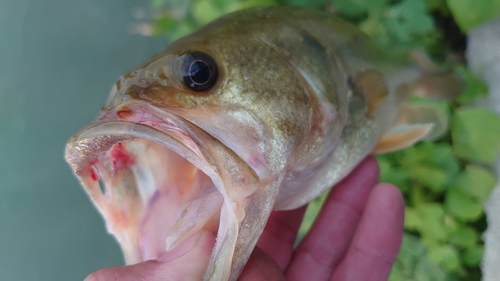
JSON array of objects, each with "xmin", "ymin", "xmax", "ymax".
[
  {"xmin": 2, "ymin": 0, "xmax": 500, "ymax": 280},
  {"xmin": 0, "ymin": 0, "xmax": 167, "ymax": 280}
]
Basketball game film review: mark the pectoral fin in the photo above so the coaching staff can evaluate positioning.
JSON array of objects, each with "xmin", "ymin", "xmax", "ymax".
[
  {"xmin": 397, "ymin": 103, "xmax": 448, "ymax": 140},
  {"xmin": 373, "ymin": 102, "xmax": 448, "ymax": 154},
  {"xmin": 373, "ymin": 123, "xmax": 434, "ymax": 154}
]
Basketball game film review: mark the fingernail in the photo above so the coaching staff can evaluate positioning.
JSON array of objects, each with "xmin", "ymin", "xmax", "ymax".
[
  {"xmin": 158, "ymin": 231, "xmax": 202, "ymax": 262},
  {"xmin": 83, "ymin": 273, "xmax": 97, "ymax": 281}
]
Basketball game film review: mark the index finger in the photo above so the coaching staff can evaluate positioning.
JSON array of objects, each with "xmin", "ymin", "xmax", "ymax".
[
  {"xmin": 285, "ymin": 157, "xmax": 380, "ymax": 281},
  {"xmin": 330, "ymin": 183, "xmax": 404, "ymax": 281}
]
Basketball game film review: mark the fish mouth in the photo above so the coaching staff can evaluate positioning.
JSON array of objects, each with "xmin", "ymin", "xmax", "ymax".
[{"xmin": 65, "ymin": 107, "xmax": 258, "ymax": 265}]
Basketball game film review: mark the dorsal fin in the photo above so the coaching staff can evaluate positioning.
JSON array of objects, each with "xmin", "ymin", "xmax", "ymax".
[{"xmin": 409, "ymin": 51, "xmax": 464, "ymax": 101}]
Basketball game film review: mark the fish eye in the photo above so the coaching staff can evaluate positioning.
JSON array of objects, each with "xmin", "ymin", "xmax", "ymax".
[{"xmin": 179, "ymin": 51, "xmax": 218, "ymax": 92}]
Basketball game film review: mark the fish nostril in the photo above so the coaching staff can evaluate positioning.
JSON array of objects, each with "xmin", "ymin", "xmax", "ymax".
[
  {"xmin": 117, "ymin": 107, "xmax": 133, "ymax": 119},
  {"xmin": 147, "ymin": 85, "xmax": 161, "ymax": 93},
  {"xmin": 134, "ymin": 78, "xmax": 151, "ymax": 89}
]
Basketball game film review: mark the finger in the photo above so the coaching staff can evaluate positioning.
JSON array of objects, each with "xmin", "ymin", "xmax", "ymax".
[
  {"xmin": 84, "ymin": 229, "xmax": 216, "ymax": 281},
  {"xmin": 330, "ymin": 183, "xmax": 404, "ymax": 281},
  {"xmin": 256, "ymin": 206, "xmax": 307, "ymax": 270},
  {"xmin": 286, "ymin": 157, "xmax": 380, "ymax": 281},
  {"xmin": 238, "ymin": 247, "xmax": 285, "ymax": 281}
]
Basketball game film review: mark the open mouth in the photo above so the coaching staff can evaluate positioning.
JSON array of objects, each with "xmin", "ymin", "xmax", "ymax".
[{"xmin": 65, "ymin": 118, "xmax": 226, "ymax": 264}]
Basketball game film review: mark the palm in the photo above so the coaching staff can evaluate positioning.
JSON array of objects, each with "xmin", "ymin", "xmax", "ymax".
[{"xmin": 239, "ymin": 157, "xmax": 404, "ymax": 281}]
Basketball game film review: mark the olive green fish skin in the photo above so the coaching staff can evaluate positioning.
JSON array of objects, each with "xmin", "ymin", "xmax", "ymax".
[
  {"xmin": 112, "ymin": 6, "xmax": 403, "ymax": 207},
  {"xmin": 68, "ymin": 6, "xmax": 419, "ymax": 281},
  {"xmin": 110, "ymin": 6, "xmax": 398, "ymax": 179}
]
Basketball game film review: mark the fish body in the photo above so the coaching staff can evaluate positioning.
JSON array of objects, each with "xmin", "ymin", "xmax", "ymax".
[{"xmin": 65, "ymin": 6, "xmax": 451, "ymax": 281}]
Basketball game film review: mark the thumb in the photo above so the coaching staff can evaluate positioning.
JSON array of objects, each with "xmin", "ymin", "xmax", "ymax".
[{"xmin": 84, "ymin": 229, "xmax": 216, "ymax": 281}]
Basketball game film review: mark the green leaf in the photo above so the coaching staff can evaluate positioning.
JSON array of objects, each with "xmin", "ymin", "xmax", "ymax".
[
  {"xmin": 409, "ymin": 203, "xmax": 449, "ymax": 241},
  {"xmin": 399, "ymin": 142, "xmax": 455, "ymax": 168},
  {"xmin": 378, "ymin": 157, "xmax": 411, "ymax": 192},
  {"xmin": 385, "ymin": 0, "xmax": 434, "ymax": 42},
  {"xmin": 463, "ymin": 244, "xmax": 484, "ymax": 266},
  {"xmin": 390, "ymin": 233, "xmax": 447, "ymax": 281},
  {"xmin": 451, "ymin": 108, "xmax": 500, "ymax": 164},
  {"xmin": 445, "ymin": 188, "xmax": 483, "ymax": 221},
  {"xmin": 153, "ymin": 16, "xmax": 197, "ymax": 39},
  {"xmin": 330, "ymin": 0, "xmax": 389, "ymax": 17},
  {"xmin": 455, "ymin": 165, "xmax": 496, "ymax": 203},
  {"xmin": 298, "ymin": 191, "xmax": 328, "ymax": 238},
  {"xmin": 359, "ymin": 11, "xmax": 392, "ymax": 47},
  {"xmin": 404, "ymin": 207, "xmax": 422, "ymax": 230},
  {"xmin": 409, "ymin": 165, "xmax": 448, "ymax": 193},
  {"xmin": 398, "ymin": 146, "xmax": 431, "ymax": 167},
  {"xmin": 377, "ymin": 156, "xmax": 392, "ymax": 173},
  {"xmin": 387, "ymin": 266, "xmax": 406, "ymax": 281},
  {"xmin": 446, "ymin": 0, "xmax": 500, "ymax": 32},
  {"xmin": 455, "ymin": 67, "xmax": 488, "ymax": 105},
  {"xmin": 288, "ymin": 0, "xmax": 325, "ymax": 8},
  {"xmin": 427, "ymin": 245, "xmax": 461, "ymax": 272},
  {"xmin": 224, "ymin": 0, "xmax": 278, "ymax": 13},
  {"xmin": 153, "ymin": 16, "xmax": 179, "ymax": 34},
  {"xmin": 397, "ymin": 142, "xmax": 459, "ymax": 188},
  {"xmin": 414, "ymin": 258, "xmax": 447, "ymax": 281},
  {"xmin": 448, "ymin": 226, "xmax": 479, "ymax": 248},
  {"xmin": 424, "ymin": 0, "xmax": 448, "ymax": 13},
  {"xmin": 192, "ymin": 0, "xmax": 224, "ymax": 25},
  {"xmin": 442, "ymin": 214, "xmax": 460, "ymax": 239},
  {"xmin": 171, "ymin": 22, "xmax": 197, "ymax": 40}
]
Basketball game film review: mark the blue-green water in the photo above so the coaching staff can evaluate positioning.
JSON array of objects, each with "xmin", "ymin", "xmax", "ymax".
[{"xmin": 0, "ymin": 1, "xmax": 167, "ymax": 280}]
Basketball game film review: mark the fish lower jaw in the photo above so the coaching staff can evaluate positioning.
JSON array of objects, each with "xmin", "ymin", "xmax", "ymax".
[
  {"xmin": 87, "ymin": 138, "xmax": 223, "ymax": 264},
  {"xmin": 65, "ymin": 120, "xmax": 263, "ymax": 280}
]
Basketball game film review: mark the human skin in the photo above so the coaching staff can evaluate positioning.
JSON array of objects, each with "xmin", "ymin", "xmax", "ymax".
[{"xmin": 84, "ymin": 157, "xmax": 404, "ymax": 281}]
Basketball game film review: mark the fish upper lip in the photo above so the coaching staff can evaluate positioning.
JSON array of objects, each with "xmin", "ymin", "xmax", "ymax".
[{"xmin": 65, "ymin": 105, "xmax": 220, "ymax": 184}]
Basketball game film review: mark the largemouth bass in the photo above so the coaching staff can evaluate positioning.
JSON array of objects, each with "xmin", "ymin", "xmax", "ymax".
[{"xmin": 65, "ymin": 6, "xmax": 457, "ymax": 281}]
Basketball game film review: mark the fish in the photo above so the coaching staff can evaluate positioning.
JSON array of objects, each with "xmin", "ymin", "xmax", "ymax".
[{"xmin": 65, "ymin": 6, "xmax": 460, "ymax": 281}]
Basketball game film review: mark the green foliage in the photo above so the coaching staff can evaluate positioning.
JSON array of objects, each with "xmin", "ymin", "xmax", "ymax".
[
  {"xmin": 451, "ymin": 108, "xmax": 500, "ymax": 164},
  {"xmin": 149, "ymin": 0, "xmax": 500, "ymax": 280},
  {"xmin": 331, "ymin": 0, "xmax": 389, "ymax": 17},
  {"xmin": 384, "ymin": 0, "xmax": 434, "ymax": 44},
  {"xmin": 455, "ymin": 166, "xmax": 496, "ymax": 203},
  {"xmin": 445, "ymin": 188, "xmax": 483, "ymax": 221},
  {"xmin": 298, "ymin": 191, "xmax": 328, "ymax": 237},
  {"xmin": 389, "ymin": 234, "xmax": 447, "ymax": 281},
  {"xmin": 380, "ymin": 76, "xmax": 497, "ymax": 279},
  {"xmin": 151, "ymin": 0, "xmax": 278, "ymax": 40},
  {"xmin": 455, "ymin": 67, "xmax": 488, "ymax": 104},
  {"xmin": 463, "ymin": 244, "xmax": 484, "ymax": 266},
  {"xmin": 447, "ymin": 0, "xmax": 500, "ymax": 32}
]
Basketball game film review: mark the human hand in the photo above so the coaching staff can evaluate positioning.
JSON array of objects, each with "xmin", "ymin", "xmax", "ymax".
[{"xmin": 85, "ymin": 157, "xmax": 404, "ymax": 281}]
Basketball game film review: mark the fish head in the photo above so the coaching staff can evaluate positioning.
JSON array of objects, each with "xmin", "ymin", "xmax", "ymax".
[{"xmin": 65, "ymin": 18, "xmax": 317, "ymax": 281}]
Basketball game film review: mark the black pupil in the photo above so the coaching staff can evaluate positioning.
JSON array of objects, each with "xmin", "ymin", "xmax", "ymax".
[
  {"xmin": 189, "ymin": 61, "xmax": 210, "ymax": 85},
  {"xmin": 181, "ymin": 52, "xmax": 217, "ymax": 92}
]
